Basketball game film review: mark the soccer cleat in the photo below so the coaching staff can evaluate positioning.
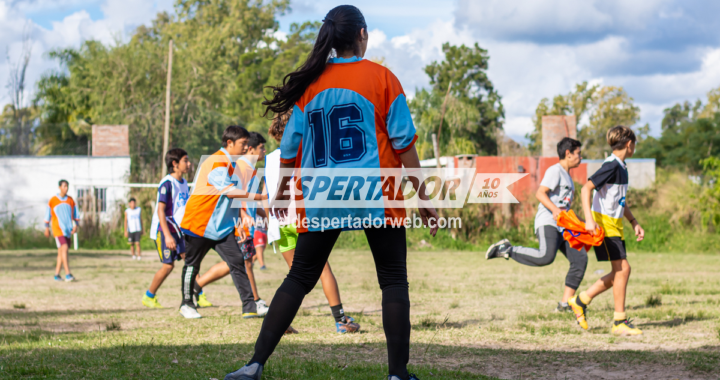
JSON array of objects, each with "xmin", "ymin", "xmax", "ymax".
[
  {"xmin": 180, "ymin": 304, "xmax": 202, "ymax": 319},
  {"xmin": 196, "ymin": 293, "xmax": 213, "ymax": 308},
  {"xmin": 65, "ymin": 274, "xmax": 75, "ymax": 282},
  {"xmin": 242, "ymin": 312, "xmax": 259, "ymax": 319},
  {"xmin": 142, "ymin": 294, "xmax": 162, "ymax": 308},
  {"xmin": 389, "ymin": 374, "xmax": 420, "ymax": 380},
  {"xmin": 131, "ymin": 256, "xmax": 136, "ymax": 260},
  {"xmin": 284, "ymin": 325, "xmax": 299, "ymax": 334},
  {"xmin": 612, "ymin": 319, "xmax": 643, "ymax": 336},
  {"xmin": 259, "ymin": 265, "xmax": 267, "ymax": 270},
  {"xmin": 54, "ymin": 275, "xmax": 62, "ymax": 281},
  {"xmin": 225, "ymin": 362, "xmax": 263, "ymax": 380},
  {"xmin": 256, "ymin": 300, "xmax": 269, "ymax": 317},
  {"xmin": 568, "ymin": 295, "xmax": 588, "ymax": 330},
  {"xmin": 555, "ymin": 302, "xmax": 570, "ymax": 313},
  {"xmin": 336, "ymin": 316, "xmax": 360, "ymax": 333},
  {"xmin": 486, "ymin": 239, "xmax": 512, "ymax": 260},
  {"xmin": 137, "ymin": 255, "xmax": 141, "ymax": 261}
]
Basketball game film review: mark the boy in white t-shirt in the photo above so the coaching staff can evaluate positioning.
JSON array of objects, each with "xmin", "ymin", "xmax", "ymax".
[
  {"xmin": 486, "ymin": 138, "xmax": 587, "ymax": 312},
  {"xmin": 124, "ymin": 198, "xmax": 143, "ymax": 260}
]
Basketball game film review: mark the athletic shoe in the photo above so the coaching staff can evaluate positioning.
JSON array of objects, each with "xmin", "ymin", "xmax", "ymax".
[
  {"xmin": 65, "ymin": 274, "xmax": 75, "ymax": 282},
  {"xmin": 568, "ymin": 295, "xmax": 588, "ymax": 330},
  {"xmin": 336, "ymin": 316, "xmax": 360, "ymax": 333},
  {"xmin": 259, "ymin": 265, "xmax": 267, "ymax": 270},
  {"xmin": 137, "ymin": 255, "xmax": 141, "ymax": 261},
  {"xmin": 196, "ymin": 293, "xmax": 213, "ymax": 308},
  {"xmin": 389, "ymin": 374, "xmax": 420, "ymax": 380},
  {"xmin": 256, "ymin": 300, "xmax": 269, "ymax": 317},
  {"xmin": 242, "ymin": 312, "xmax": 259, "ymax": 319},
  {"xmin": 131, "ymin": 256, "xmax": 136, "ymax": 260},
  {"xmin": 612, "ymin": 319, "xmax": 643, "ymax": 336},
  {"xmin": 485, "ymin": 239, "xmax": 512, "ymax": 260},
  {"xmin": 555, "ymin": 302, "xmax": 570, "ymax": 313},
  {"xmin": 285, "ymin": 325, "xmax": 299, "ymax": 334},
  {"xmin": 142, "ymin": 294, "xmax": 162, "ymax": 308},
  {"xmin": 179, "ymin": 304, "xmax": 202, "ymax": 319},
  {"xmin": 225, "ymin": 362, "xmax": 263, "ymax": 380},
  {"xmin": 54, "ymin": 275, "xmax": 62, "ymax": 281}
]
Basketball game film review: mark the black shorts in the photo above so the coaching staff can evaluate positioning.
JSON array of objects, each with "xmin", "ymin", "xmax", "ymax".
[
  {"xmin": 127, "ymin": 231, "xmax": 142, "ymax": 243},
  {"xmin": 594, "ymin": 237, "xmax": 626, "ymax": 261}
]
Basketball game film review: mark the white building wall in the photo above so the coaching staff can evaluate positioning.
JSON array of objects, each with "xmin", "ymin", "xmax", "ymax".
[
  {"xmin": 584, "ymin": 158, "xmax": 656, "ymax": 189},
  {"xmin": 0, "ymin": 156, "xmax": 131, "ymax": 228}
]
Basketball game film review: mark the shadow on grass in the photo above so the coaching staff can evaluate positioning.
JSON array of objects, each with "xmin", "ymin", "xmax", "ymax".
[
  {"xmin": 2, "ymin": 337, "xmax": 720, "ymax": 380},
  {"xmin": 0, "ymin": 340, "xmax": 495, "ymax": 380},
  {"xmin": 637, "ymin": 316, "xmax": 715, "ymax": 328},
  {"xmin": 0, "ymin": 308, "xmax": 152, "ymax": 319}
]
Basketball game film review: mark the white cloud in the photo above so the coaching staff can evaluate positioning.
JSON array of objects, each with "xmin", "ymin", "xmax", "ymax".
[
  {"xmin": 454, "ymin": 0, "xmax": 669, "ymax": 41},
  {"xmin": 0, "ymin": 0, "xmax": 173, "ymax": 106}
]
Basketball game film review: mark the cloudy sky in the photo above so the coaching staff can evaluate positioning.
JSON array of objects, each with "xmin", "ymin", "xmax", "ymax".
[{"xmin": 2, "ymin": 0, "xmax": 720, "ymax": 143}]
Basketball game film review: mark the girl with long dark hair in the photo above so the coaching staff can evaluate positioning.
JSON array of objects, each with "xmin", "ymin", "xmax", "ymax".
[{"xmin": 225, "ymin": 5, "xmax": 438, "ymax": 380}]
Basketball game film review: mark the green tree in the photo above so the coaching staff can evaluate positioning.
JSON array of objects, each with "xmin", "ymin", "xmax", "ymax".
[
  {"xmin": 411, "ymin": 42, "xmax": 504, "ymax": 158},
  {"xmin": 33, "ymin": 0, "xmax": 290, "ymax": 181},
  {"xmin": 527, "ymin": 82, "xmax": 597, "ymax": 154},
  {"xmin": 580, "ymin": 86, "xmax": 641, "ymax": 158},
  {"xmin": 528, "ymin": 83, "xmax": 640, "ymax": 158}
]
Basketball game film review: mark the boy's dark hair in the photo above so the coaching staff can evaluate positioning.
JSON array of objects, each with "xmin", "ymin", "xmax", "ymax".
[
  {"xmin": 269, "ymin": 110, "xmax": 292, "ymax": 143},
  {"xmin": 58, "ymin": 179, "xmax": 68, "ymax": 187},
  {"xmin": 221, "ymin": 125, "xmax": 250, "ymax": 147},
  {"xmin": 129, "ymin": 198, "xmax": 136, "ymax": 203},
  {"xmin": 607, "ymin": 125, "xmax": 637, "ymax": 150},
  {"xmin": 165, "ymin": 148, "xmax": 188, "ymax": 173},
  {"xmin": 557, "ymin": 137, "xmax": 582, "ymax": 159},
  {"xmin": 248, "ymin": 132, "xmax": 267, "ymax": 148}
]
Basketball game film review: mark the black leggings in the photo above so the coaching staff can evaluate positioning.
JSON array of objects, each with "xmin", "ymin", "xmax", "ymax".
[
  {"xmin": 249, "ymin": 226, "xmax": 411, "ymax": 380},
  {"xmin": 509, "ymin": 225, "xmax": 588, "ymax": 290}
]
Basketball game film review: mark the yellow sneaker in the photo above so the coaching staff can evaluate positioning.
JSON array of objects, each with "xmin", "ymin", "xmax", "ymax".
[
  {"xmin": 142, "ymin": 294, "xmax": 162, "ymax": 308},
  {"xmin": 197, "ymin": 293, "xmax": 213, "ymax": 308},
  {"xmin": 612, "ymin": 319, "xmax": 643, "ymax": 336},
  {"xmin": 568, "ymin": 295, "xmax": 589, "ymax": 330}
]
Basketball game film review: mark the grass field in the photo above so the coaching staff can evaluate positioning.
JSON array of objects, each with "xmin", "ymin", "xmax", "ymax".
[{"xmin": 1, "ymin": 245, "xmax": 719, "ymax": 379}]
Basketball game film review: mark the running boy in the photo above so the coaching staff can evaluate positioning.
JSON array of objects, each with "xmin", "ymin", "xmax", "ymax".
[
  {"xmin": 179, "ymin": 126, "xmax": 266, "ymax": 319},
  {"xmin": 124, "ymin": 198, "xmax": 143, "ymax": 260},
  {"xmin": 569, "ymin": 125, "xmax": 645, "ymax": 336},
  {"xmin": 142, "ymin": 148, "xmax": 190, "ymax": 309},
  {"xmin": 44, "ymin": 179, "xmax": 79, "ymax": 282},
  {"xmin": 486, "ymin": 137, "xmax": 587, "ymax": 312},
  {"xmin": 192, "ymin": 132, "xmax": 270, "ymax": 318}
]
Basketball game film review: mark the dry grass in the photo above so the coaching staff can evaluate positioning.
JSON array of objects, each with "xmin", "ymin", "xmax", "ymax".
[{"xmin": 0, "ymin": 248, "xmax": 719, "ymax": 379}]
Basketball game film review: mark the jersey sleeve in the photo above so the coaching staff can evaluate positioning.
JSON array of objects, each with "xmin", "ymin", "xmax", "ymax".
[
  {"xmin": 589, "ymin": 162, "xmax": 616, "ymax": 189},
  {"xmin": 157, "ymin": 181, "xmax": 173, "ymax": 204},
  {"xmin": 280, "ymin": 105, "xmax": 305, "ymax": 164},
  {"xmin": 386, "ymin": 94, "xmax": 418, "ymax": 153},
  {"xmin": 44, "ymin": 204, "xmax": 51, "ymax": 226},
  {"xmin": 540, "ymin": 165, "xmax": 561, "ymax": 190},
  {"xmin": 71, "ymin": 198, "xmax": 79, "ymax": 221}
]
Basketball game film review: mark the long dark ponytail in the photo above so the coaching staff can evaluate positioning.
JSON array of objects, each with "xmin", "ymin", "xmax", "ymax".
[{"xmin": 262, "ymin": 5, "xmax": 367, "ymax": 116}]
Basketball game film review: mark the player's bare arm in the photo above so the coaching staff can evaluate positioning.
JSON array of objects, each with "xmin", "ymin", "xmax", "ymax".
[
  {"xmin": 157, "ymin": 201, "xmax": 176, "ymax": 251},
  {"xmin": 399, "ymin": 146, "xmax": 439, "ymax": 236},
  {"xmin": 581, "ymin": 180, "xmax": 597, "ymax": 233}
]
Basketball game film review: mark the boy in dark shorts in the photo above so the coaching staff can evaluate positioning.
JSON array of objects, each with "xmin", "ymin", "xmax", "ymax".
[
  {"xmin": 569, "ymin": 125, "xmax": 645, "ymax": 336},
  {"xmin": 142, "ymin": 149, "xmax": 191, "ymax": 309}
]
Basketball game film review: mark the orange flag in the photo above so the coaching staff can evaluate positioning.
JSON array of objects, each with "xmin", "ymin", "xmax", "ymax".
[{"xmin": 556, "ymin": 210, "xmax": 604, "ymax": 251}]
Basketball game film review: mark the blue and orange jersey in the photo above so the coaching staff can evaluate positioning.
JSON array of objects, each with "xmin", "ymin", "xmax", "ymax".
[
  {"xmin": 280, "ymin": 56, "xmax": 417, "ymax": 232},
  {"xmin": 181, "ymin": 148, "xmax": 240, "ymax": 240},
  {"xmin": 45, "ymin": 194, "xmax": 79, "ymax": 237}
]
